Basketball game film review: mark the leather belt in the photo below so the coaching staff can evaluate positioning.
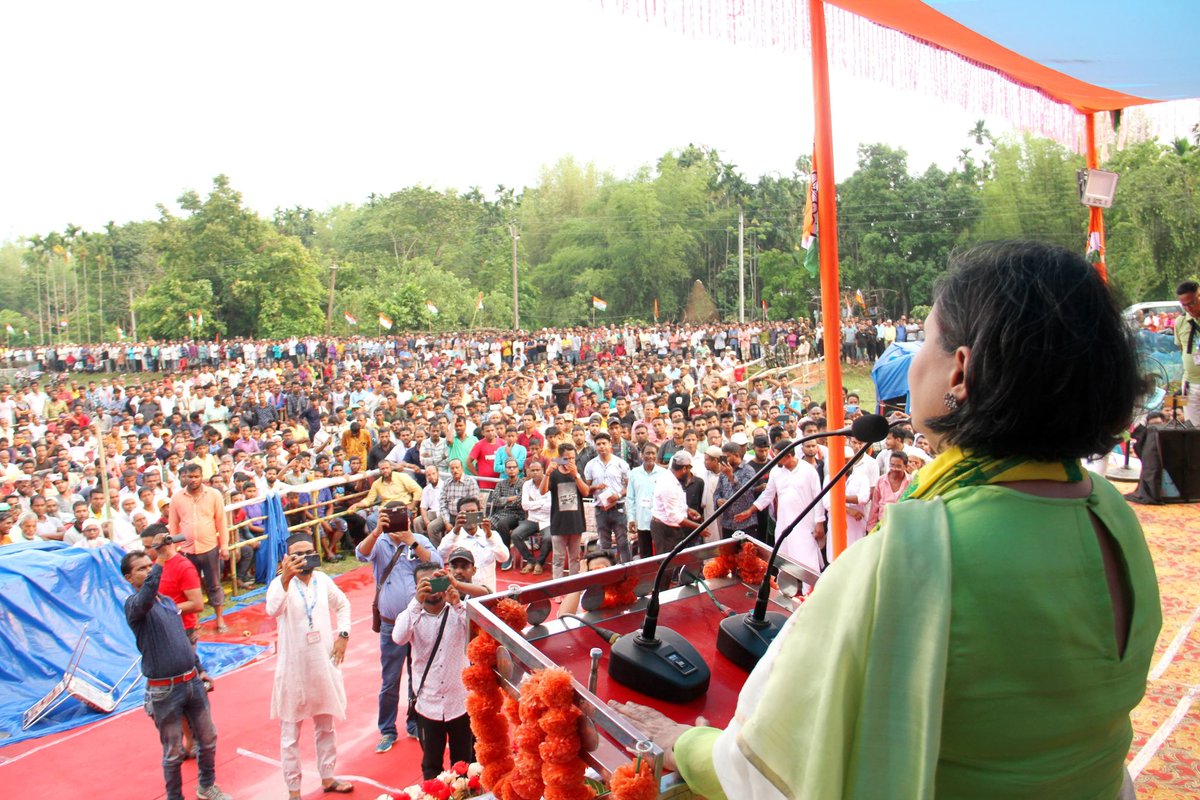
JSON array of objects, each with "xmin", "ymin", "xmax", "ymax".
[
  {"xmin": 380, "ymin": 615, "xmax": 396, "ymax": 626},
  {"xmin": 146, "ymin": 668, "xmax": 197, "ymax": 687}
]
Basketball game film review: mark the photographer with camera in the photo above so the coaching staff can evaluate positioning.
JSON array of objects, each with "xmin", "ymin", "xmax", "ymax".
[
  {"xmin": 355, "ymin": 500, "xmax": 441, "ymax": 752},
  {"xmin": 266, "ymin": 533, "xmax": 354, "ymax": 797},
  {"xmin": 436, "ymin": 496, "xmax": 509, "ymax": 593},
  {"xmin": 392, "ymin": 559, "xmax": 474, "ymax": 779}
]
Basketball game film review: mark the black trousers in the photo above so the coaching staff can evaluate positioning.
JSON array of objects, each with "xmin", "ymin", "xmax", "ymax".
[{"xmin": 416, "ymin": 711, "xmax": 474, "ymax": 779}]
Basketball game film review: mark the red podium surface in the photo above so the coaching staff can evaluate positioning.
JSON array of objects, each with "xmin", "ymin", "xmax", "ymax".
[{"xmin": 467, "ymin": 537, "xmax": 811, "ymax": 797}]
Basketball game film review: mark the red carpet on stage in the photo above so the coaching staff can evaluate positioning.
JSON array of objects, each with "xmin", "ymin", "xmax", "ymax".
[
  {"xmin": 5, "ymin": 498, "xmax": 1198, "ymax": 799},
  {"xmin": 0, "ymin": 568, "xmax": 437, "ymax": 800}
]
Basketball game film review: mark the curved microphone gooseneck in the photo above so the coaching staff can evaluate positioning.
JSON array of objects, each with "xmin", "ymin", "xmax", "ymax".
[
  {"xmin": 716, "ymin": 414, "xmax": 893, "ymax": 671},
  {"xmin": 607, "ymin": 414, "xmax": 890, "ymax": 702}
]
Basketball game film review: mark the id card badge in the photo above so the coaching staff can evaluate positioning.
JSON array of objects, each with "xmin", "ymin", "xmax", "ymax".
[
  {"xmin": 306, "ymin": 631, "xmax": 321, "ymax": 645},
  {"xmin": 640, "ymin": 496, "xmax": 652, "ymax": 509}
]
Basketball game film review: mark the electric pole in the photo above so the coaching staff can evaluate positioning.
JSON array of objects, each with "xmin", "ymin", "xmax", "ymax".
[
  {"xmin": 510, "ymin": 224, "xmax": 520, "ymax": 330},
  {"xmin": 325, "ymin": 261, "xmax": 338, "ymax": 335},
  {"xmin": 738, "ymin": 206, "xmax": 745, "ymax": 323}
]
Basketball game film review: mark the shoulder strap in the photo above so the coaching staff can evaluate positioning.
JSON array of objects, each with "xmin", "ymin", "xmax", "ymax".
[
  {"xmin": 412, "ymin": 608, "xmax": 452, "ymax": 700},
  {"xmin": 373, "ymin": 542, "xmax": 406, "ymax": 605}
]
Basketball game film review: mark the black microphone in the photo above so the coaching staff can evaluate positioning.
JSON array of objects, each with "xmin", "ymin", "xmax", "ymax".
[
  {"xmin": 716, "ymin": 414, "xmax": 892, "ymax": 672},
  {"xmin": 606, "ymin": 414, "xmax": 889, "ymax": 703}
]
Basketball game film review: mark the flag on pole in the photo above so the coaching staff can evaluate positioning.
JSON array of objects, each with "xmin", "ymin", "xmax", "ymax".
[
  {"xmin": 188, "ymin": 313, "xmax": 195, "ymax": 330},
  {"xmin": 801, "ymin": 159, "xmax": 820, "ymax": 279},
  {"xmin": 197, "ymin": 311, "xmax": 204, "ymax": 328},
  {"xmin": 762, "ymin": 299, "xmax": 768, "ymax": 320},
  {"xmin": 59, "ymin": 318, "xmax": 68, "ymax": 328},
  {"xmin": 1085, "ymin": 230, "xmax": 1102, "ymax": 264},
  {"xmin": 378, "ymin": 313, "xmax": 393, "ymax": 330},
  {"xmin": 23, "ymin": 329, "xmax": 29, "ymax": 339},
  {"xmin": 116, "ymin": 325, "xmax": 125, "ymax": 340},
  {"xmin": 592, "ymin": 296, "xmax": 607, "ymax": 311},
  {"xmin": 476, "ymin": 292, "xmax": 484, "ymax": 311},
  {"xmin": 855, "ymin": 289, "xmax": 866, "ymax": 309},
  {"xmin": 425, "ymin": 301, "xmax": 439, "ymax": 316},
  {"xmin": 343, "ymin": 311, "xmax": 358, "ymax": 326},
  {"xmin": 653, "ymin": 298, "xmax": 659, "ymax": 322},
  {"xmin": 4, "ymin": 324, "xmax": 13, "ymax": 335}
]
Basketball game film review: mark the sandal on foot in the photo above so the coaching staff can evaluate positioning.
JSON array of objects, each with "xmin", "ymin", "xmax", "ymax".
[{"xmin": 323, "ymin": 779, "xmax": 354, "ymax": 793}]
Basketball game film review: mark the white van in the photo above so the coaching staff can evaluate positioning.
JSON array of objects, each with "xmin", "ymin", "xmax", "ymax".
[{"xmin": 1123, "ymin": 301, "xmax": 1180, "ymax": 324}]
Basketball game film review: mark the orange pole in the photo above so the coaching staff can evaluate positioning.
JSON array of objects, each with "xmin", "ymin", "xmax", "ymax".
[
  {"xmin": 809, "ymin": 0, "xmax": 847, "ymax": 559},
  {"xmin": 1085, "ymin": 112, "xmax": 1109, "ymax": 282}
]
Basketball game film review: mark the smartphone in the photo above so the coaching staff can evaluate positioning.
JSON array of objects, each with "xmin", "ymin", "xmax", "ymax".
[
  {"xmin": 300, "ymin": 553, "xmax": 322, "ymax": 573},
  {"xmin": 463, "ymin": 511, "xmax": 484, "ymax": 526},
  {"xmin": 429, "ymin": 575, "xmax": 451, "ymax": 593},
  {"xmin": 551, "ymin": 457, "xmax": 568, "ymax": 466}
]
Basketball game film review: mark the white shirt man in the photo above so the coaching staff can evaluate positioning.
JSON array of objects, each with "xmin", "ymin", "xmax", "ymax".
[
  {"xmin": 748, "ymin": 448, "xmax": 826, "ymax": 591},
  {"xmin": 436, "ymin": 499, "xmax": 509, "ymax": 591}
]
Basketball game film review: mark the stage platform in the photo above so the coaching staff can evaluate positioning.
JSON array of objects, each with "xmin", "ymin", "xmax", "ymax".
[{"xmin": 2, "ymin": 496, "xmax": 1198, "ymax": 799}]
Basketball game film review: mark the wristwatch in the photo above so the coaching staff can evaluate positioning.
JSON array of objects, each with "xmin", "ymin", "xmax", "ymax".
[{"xmin": 337, "ymin": 631, "xmax": 349, "ymax": 640}]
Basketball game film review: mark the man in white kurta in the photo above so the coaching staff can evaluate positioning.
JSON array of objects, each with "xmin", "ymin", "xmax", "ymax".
[
  {"xmin": 736, "ymin": 445, "xmax": 826, "ymax": 590},
  {"xmin": 266, "ymin": 535, "xmax": 354, "ymax": 797}
]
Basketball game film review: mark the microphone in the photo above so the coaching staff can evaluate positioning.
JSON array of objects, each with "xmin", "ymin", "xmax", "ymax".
[
  {"xmin": 716, "ymin": 414, "xmax": 892, "ymax": 672},
  {"xmin": 607, "ymin": 414, "xmax": 889, "ymax": 703}
]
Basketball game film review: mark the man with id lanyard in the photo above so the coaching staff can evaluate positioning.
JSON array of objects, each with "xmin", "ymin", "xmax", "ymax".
[
  {"xmin": 266, "ymin": 533, "xmax": 354, "ymax": 797},
  {"xmin": 584, "ymin": 431, "xmax": 632, "ymax": 563}
]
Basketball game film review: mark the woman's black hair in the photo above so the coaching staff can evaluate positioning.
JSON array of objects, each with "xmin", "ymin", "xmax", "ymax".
[{"xmin": 925, "ymin": 241, "xmax": 1144, "ymax": 460}]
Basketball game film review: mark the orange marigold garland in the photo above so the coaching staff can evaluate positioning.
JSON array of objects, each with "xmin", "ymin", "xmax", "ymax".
[
  {"xmin": 535, "ymin": 668, "xmax": 595, "ymax": 800},
  {"xmin": 703, "ymin": 541, "xmax": 767, "ymax": 584},
  {"xmin": 509, "ymin": 671, "xmax": 547, "ymax": 800},
  {"xmin": 601, "ymin": 576, "xmax": 639, "ymax": 608},
  {"xmin": 608, "ymin": 757, "xmax": 658, "ymax": 800},
  {"xmin": 463, "ymin": 598, "xmax": 528, "ymax": 795}
]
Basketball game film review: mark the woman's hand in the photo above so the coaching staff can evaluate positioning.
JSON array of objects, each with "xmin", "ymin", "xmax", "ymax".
[{"xmin": 606, "ymin": 700, "xmax": 709, "ymax": 771}]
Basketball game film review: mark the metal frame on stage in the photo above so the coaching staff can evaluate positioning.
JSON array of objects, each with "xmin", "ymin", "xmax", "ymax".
[{"xmin": 466, "ymin": 535, "xmax": 818, "ymax": 798}]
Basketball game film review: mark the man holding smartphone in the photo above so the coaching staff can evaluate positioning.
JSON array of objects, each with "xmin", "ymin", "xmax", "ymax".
[
  {"xmin": 355, "ymin": 501, "xmax": 441, "ymax": 752},
  {"xmin": 392, "ymin": 560, "xmax": 473, "ymax": 779},
  {"xmin": 436, "ymin": 497, "xmax": 509, "ymax": 593},
  {"xmin": 541, "ymin": 442, "xmax": 590, "ymax": 579},
  {"xmin": 266, "ymin": 534, "xmax": 354, "ymax": 797}
]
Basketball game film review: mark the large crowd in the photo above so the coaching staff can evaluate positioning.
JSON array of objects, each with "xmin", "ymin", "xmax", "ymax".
[{"xmin": 1, "ymin": 316, "xmax": 947, "ymax": 797}]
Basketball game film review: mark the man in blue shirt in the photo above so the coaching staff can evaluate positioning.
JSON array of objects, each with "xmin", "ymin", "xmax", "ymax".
[
  {"xmin": 355, "ymin": 504, "xmax": 442, "ymax": 753},
  {"xmin": 122, "ymin": 551, "xmax": 231, "ymax": 800}
]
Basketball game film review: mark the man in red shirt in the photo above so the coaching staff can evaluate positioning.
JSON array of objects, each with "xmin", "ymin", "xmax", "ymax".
[
  {"xmin": 467, "ymin": 421, "xmax": 503, "ymax": 490},
  {"xmin": 141, "ymin": 523, "xmax": 206, "ymax": 653}
]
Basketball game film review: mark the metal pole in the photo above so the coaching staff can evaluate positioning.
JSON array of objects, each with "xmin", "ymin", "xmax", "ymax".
[
  {"xmin": 129, "ymin": 286, "xmax": 137, "ymax": 340},
  {"xmin": 738, "ymin": 206, "xmax": 745, "ymax": 323},
  {"xmin": 809, "ymin": 0, "xmax": 847, "ymax": 560},
  {"xmin": 510, "ymin": 224, "xmax": 520, "ymax": 330},
  {"xmin": 325, "ymin": 262, "xmax": 338, "ymax": 335}
]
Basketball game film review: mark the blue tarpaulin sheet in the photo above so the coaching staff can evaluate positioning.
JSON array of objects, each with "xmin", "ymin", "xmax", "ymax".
[
  {"xmin": 871, "ymin": 341, "xmax": 923, "ymax": 413},
  {"xmin": 256, "ymin": 493, "xmax": 290, "ymax": 585},
  {"xmin": 0, "ymin": 541, "xmax": 264, "ymax": 747}
]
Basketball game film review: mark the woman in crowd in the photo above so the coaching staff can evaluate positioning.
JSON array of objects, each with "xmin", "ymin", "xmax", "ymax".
[{"xmin": 614, "ymin": 241, "xmax": 1161, "ymax": 799}]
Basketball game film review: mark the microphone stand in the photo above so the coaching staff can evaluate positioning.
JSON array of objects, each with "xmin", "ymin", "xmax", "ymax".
[
  {"xmin": 716, "ymin": 438, "xmax": 875, "ymax": 672},
  {"xmin": 607, "ymin": 424, "xmax": 861, "ymax": 703}
]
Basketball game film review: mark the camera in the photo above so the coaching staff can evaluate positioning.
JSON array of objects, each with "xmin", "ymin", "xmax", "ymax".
[
  {"xmin": 384, "ymin": 506, "xmax": 410, "ymax": 532},
  {"xmin": 299, "ymin": 553, "xmax": 322, "ymax": 573},
  {"xmin": 462, "ymin": 511, "xmax": 484, "ymax": 526}
]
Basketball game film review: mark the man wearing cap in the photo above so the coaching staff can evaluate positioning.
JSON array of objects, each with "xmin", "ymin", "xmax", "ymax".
[
  {"xmin": 356, "ymin": 505, "xmax": 441, "ymax": 751},
  {"xmin": 714, "ymin": 441, "xmax": 760, "ymax": 541},
  {"xmin": 650, "ymin": 452, "xmax": 703, "ymax": 555},
  {"xmin": 121, "ymin": 549, "xmax": 231, "ymax": 800},
  {"xmin": 142, "ymin": 526, "xmax": 208, "ymax": 679},
  {"xmin": 584, "ymin": 431, "xmax": 632, "ymax": 563},
  {"xmin": 267, "ymin": 533, "xmax": 354, "ymax": 797},
  {"xmin": 699, "ymin": 446, "xmax": 725, "ymax": 541},
  {"xmin": 393, "ymin": 559, "xmax": 474, "ymax": 779}
]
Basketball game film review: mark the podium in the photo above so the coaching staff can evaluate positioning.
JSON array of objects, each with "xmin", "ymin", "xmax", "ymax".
[
  {"xmin": 466, "ymin": 535, "xmax": 815, "ymax": 798},
  {"xmin": 21, "ymin": 624, "xmax": 143, "ymax": 731}
]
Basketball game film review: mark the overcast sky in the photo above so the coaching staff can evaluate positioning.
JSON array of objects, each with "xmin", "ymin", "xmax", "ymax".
[{"xmin": 1, "ymin": 0, "xmax": 1178, "ymax": 243}]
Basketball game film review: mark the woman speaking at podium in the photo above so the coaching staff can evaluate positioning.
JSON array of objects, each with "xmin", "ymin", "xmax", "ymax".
[{"xmin": 616, "ymin": 242, "xmax": 1161, "ymax": 799}]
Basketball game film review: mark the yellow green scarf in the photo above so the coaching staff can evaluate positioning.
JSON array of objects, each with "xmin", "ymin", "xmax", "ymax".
[{"xmin": 901, "ymin": 445, "xmax": 1084, "ymax": 502}]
